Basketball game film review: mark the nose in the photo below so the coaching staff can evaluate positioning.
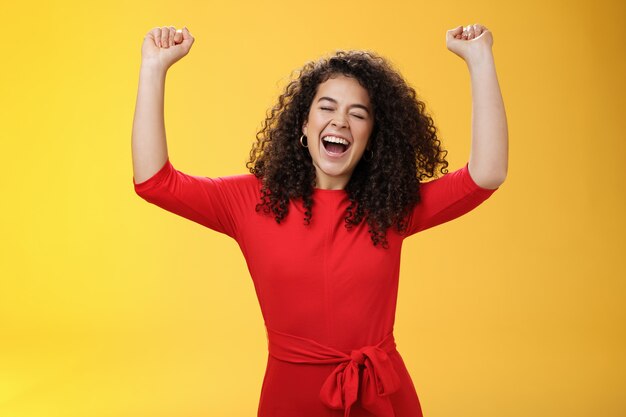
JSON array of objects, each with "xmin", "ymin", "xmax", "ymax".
[{"xmin": 331, "ymin": 116, "xmax": 347, "ymax": 128}]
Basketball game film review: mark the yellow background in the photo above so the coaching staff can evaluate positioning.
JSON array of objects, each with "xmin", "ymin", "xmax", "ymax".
[{"xmin": 1, "ymin": 0, "xmax": 624, "ymax": 416}]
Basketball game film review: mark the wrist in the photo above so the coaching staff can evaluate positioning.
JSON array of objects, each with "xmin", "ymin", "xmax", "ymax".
[
  {"xmin": 140, "ymin": 59, "xmax": 168, "ymax": 77},
  {"xmin": 466, "ymin": 48, "xmax": 495, "ymax": 73}
]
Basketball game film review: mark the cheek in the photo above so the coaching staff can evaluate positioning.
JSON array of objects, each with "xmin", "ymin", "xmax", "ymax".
[
  {"xmin": 311, "ymin": 112, "xmax": 332, "ymax": 128},
  {"xmin": 357, "ymin": 128, "xmax": 372, "ymax": 147}
]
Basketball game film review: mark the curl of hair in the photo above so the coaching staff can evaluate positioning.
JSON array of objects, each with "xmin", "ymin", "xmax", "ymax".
[{"xmin": 246, "ymin": 50, "xmax": 449, "ymax": 248}]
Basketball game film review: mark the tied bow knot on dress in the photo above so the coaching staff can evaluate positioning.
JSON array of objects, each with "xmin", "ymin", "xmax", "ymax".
[{"xmin": 266, "ymin": 326, "xmax": 402, "ymax": 417}]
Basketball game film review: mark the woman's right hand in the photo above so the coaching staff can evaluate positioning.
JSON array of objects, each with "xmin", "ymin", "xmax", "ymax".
[{"xmin": 141, "ymin": 26, "xmax": 194, "ymax": 71}]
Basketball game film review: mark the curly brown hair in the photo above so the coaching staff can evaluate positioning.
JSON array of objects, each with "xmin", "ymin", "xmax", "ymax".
[{"xmin": 246, "ymin": 50, "xmax": 449, "ymax": 248}]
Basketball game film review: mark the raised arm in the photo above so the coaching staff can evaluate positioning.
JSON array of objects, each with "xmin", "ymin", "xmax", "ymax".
[
  {"xmin": 446, "ymin": 24, "xmax": 508, "ymax": 190},
  {"xmin": 131, "ymin": 26, "xmax": 194, "ymax": 184}
]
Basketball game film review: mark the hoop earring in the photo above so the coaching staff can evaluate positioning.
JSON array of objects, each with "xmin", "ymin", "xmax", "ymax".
[
  {"xmin": 300, "ymin": 135, "xmax": 308, "ymax": 148},
  {"xmin": 363, "ymin": 148, "xmax": 373, "ymax": 162}
]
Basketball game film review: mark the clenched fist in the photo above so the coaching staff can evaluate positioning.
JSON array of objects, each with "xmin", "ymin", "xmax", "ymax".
[
  {"xmin": 141, "ymin": 26, "xmax": 195, "ymax": 71},
  {"xmin": 446, "ymin": 24, "xmax": 493, "ymax": 65}
]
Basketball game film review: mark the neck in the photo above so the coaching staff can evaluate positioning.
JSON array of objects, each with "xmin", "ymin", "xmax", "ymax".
[{"xmin": 314, "ymin": 173, "xmax": 350, "ymax": 190}]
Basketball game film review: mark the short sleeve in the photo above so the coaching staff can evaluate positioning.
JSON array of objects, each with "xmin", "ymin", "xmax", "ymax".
[
  {"xmin": 133, "ymin": 158, "xmax": 260, "ymax": 240},
  {"xmin": 403, "ymin": 162, "xmax": 499, "ymax": 237}
]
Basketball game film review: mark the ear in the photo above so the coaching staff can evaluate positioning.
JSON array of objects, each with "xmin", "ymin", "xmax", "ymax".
[{"xmin": 302, "ymin": 120, "xmax": 308, "ymax": 136}]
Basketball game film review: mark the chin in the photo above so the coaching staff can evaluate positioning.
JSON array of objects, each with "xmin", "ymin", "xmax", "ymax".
[{"xmin": 317, "ymin": 162, "xmax": 350, "ymax": 178}]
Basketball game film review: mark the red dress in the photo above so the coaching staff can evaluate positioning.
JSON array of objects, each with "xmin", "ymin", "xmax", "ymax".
[{"xmin": 133, "ymin": 159, "xmax": 498, "ymax": 417}]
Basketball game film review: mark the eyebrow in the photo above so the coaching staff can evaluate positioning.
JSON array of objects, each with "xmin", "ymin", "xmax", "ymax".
[{"xmin": 317, "ymin": 97, "xmax": 371, "ymax": 114}]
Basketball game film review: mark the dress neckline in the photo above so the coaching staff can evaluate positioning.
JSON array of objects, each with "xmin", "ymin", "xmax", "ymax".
[
  {"xmin": 312, "ymin": 187, "xmax": 349, "ymax": 203},
  {"xmin": 313, "ymin": 187, "xmax": 347, "ymax": 193}
]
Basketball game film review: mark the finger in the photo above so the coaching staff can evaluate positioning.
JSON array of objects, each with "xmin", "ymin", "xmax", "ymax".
[
  {"xmin": 473, "ymin": 24, "xmax": 483, "ymax": 37},
  {"xmin": 168, "ymin": 26, "xmax": 176, "ymax": 47},
  {"xmin": 182, "ymin": 27, "xmax": 195, "ymax": 46},
  {"xmin": 160, "ymin": 27, "xmax": 169, "ymax": 48},
  {"xmin": 447, "ymin": 25, "xmax": 463, "ymax": 38},
  {"xmin": 467, "ymin": 25, "xmax": 476, "ymax": 40},
  {"xmin": 149, "ymin": 28, "xmax": 161, "ymax": 47},
  {"xmin": 174, "ymin": 28, "xmax": 183, "ymax": 44},
  {"xmin": 182, "ymin": 26, "xmax": 192, "ymax": 40},
  {"xmin": 462, "ymin": 25, "xmax": 471, "ymax": 39}
]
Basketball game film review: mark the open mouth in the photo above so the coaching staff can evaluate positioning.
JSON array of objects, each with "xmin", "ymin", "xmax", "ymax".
[{"xmin": 322, "ymin": 135, "xmax": 350, "ymax": 155}]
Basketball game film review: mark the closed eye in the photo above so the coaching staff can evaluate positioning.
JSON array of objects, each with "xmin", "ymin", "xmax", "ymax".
[{"xmin": 320, "ymin": 106, "xmax": 366, "ymax": 120}]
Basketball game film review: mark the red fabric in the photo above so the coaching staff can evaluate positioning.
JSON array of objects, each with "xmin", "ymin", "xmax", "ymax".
[
  {"xmin": 267, "ymin": 327, "xmax": 400, "ymax": 417},
  {"xmin": 133, "ymin": 159, "xmax": 498, "ymax": 417}
]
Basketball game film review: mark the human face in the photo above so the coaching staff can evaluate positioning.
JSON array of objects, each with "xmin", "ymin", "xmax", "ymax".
[{"xmin": 302, "ymin": 74, "xmax": 374, "ymax": 190}]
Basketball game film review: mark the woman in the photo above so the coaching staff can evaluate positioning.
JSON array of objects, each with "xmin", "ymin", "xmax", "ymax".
[{"xmin": 132, "ymin": 24, "xmax": 507, "ymax": 417}]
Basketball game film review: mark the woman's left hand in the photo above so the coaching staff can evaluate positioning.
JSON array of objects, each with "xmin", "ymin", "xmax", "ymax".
[{"xmin": 446, "ymin": 24, "xmax": 493, "ymax": 64}]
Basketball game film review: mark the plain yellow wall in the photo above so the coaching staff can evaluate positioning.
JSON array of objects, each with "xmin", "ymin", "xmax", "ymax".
[{"xmin": 1, "ymin": 0, "xmax": 624, "ymax": 416}]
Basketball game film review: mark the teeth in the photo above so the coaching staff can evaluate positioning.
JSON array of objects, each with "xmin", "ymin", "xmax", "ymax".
[{"xmin": 322, "ymin": 136, "xmax": 349, "ymax": 145}]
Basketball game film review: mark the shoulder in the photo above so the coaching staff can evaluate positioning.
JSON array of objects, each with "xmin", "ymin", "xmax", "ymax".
[
  {"xmin": 419, "ymin": 162, "xmax": 498, "ymax": 198},
  {"xmin": 212, "ymin": 173, "xmax": 262, "ymax": 192},
  {"xmin": 208, "ymin": 173, "xmax": 263, "ymax": 204},
  {"xmin": 401, "ymin": 163, "xmax": 498, "ymax": 236},
  {"xmin": 213, "ymin": 172, "xmax": 260, "ymax": 184}
]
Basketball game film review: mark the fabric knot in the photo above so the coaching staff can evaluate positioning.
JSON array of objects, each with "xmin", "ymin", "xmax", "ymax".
[
  {"xmin": 350, "ymin": 349, "xmax": 366, "ymax": 364},
  {"xmin": 266, "ymin": 327, "xmax": 401, "ymax": 417},
  {"xmin": 319, "ymin": 339, "xmax": 402, "ymax": 417}
]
